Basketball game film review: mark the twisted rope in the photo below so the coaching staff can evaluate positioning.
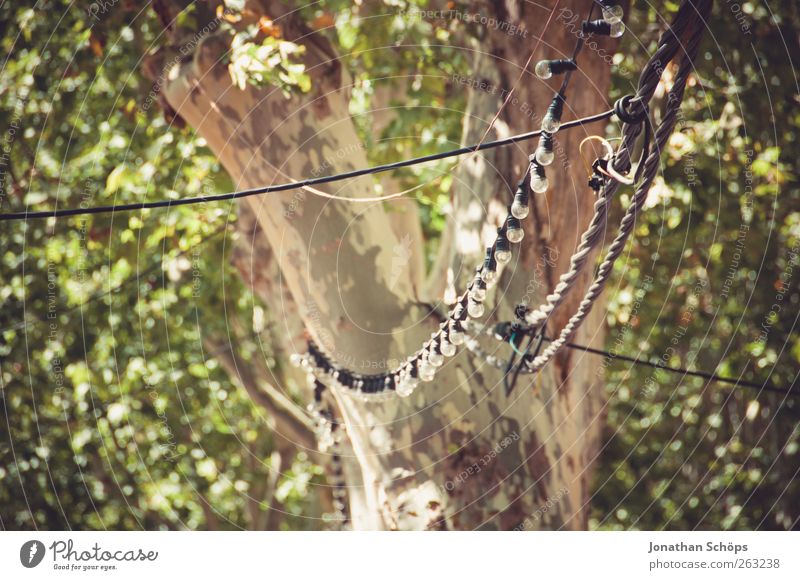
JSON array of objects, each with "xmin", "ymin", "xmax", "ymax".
[
  {"xmin": 471, "ymin": 0, "xmax": 711, "ymax": 380},
  {"xmin": 523, "ymin": 0, "xmax": 710, "ymax": 373},
  {"xmin": 520, "ymin": 0, "xmax": 707, "ymax": 335}
]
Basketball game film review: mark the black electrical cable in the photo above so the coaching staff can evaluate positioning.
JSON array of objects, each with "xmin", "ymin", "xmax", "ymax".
[
  {"xmin": 505, "ymin": 1, "xmax": 595, "ymax": 395},
  {"xmin": 558, "ymin": 1, "xmax": 595, "ymax": 95},
  {"xmin": 504, "ymin": 329, "xmax": 544, "ymax": 396},
  {"xmin": 550, "ymin": 336, "xmax": 799, "ymax": 398},
  {"xmin": 0, "ymin": 109, "xmax": 615, "ymax": 222}
]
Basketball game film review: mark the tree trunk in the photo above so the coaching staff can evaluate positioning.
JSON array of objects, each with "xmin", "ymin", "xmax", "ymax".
[{"xmin": 158, "ymin": 0, "xmax": 612, "ymax": 530}]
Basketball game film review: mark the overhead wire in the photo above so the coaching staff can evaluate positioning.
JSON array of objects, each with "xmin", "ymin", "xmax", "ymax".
[
  {"xmin": 0, "ymin": 111, "xmax": 614, "ymax": 222},
  {"xmin": 4, "ymin": 1, "xmax": 775, "ymax": 404}
]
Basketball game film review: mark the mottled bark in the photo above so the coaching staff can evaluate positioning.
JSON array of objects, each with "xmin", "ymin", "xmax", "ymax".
[{"xmin": 157, "ymin": 0, "xmax": 612, "ymax": 529}]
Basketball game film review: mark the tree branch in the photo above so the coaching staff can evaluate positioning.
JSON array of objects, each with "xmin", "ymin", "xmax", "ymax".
[{"xmin": 207, "ymin": 336, "xmax": 316, "ymax": 451}]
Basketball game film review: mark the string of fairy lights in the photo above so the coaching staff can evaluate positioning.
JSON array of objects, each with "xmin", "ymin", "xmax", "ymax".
[
  {"xmin": 292, "ymin": 0, "xmax": 627, "ymax": 401},
  {"xmin": 298, "ymin": 0, "xmax": 718, "ymax": 525},
  {"xmin": 4, "ymin": 0, "xmax": 787, "ymax": 526},
  {"xmin": 297, "ymin": 0, "xmax": 718, "ymax": 523},
  {"xmin": 293, "ymin": 0, "xmax": 631, "ymax": 525},
  {"xmin": 488, "ymin": 0, "xmax": 710, "ymax": 393}
]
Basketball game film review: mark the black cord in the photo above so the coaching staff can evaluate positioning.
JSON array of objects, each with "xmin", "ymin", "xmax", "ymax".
[
  {"xmin": 0, "ymin": 110, "xmax": 615, "ymax": 222},
  {"xmin": 505, "ymin": 1, "xmax": 596, "ymax": 396},
  {"xmin": 533, "ymin": 334, "xmax": 799, "ymax": 398},
  {"xmin": 503, "ymin": 332, "xmax": 525, "ymax": 396},
  {"xmin": 505, "ymin": 327, "xmax": 544, "ymax": 396},
  {"xmin": 558, "ymin": 1, "xmax": 595, "ymax": 95}
]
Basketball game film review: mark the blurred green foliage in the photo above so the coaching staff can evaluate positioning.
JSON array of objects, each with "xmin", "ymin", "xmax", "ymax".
[
  {"xmin": 0, "ymin": 0, "xmax": 323, "ymax": 530},
  {"xmin": 592, "ymin": 1, "xmax": 800, "ymax": 530},
  {"xmin": 1, "ymin": 0, "xmax": 798, "ymax": 530}
]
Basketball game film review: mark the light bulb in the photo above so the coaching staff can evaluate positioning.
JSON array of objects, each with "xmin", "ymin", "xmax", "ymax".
[
  {"xmin": 418, "ymin": 361, "xmax": 436, "ymax": 382},
  {"xmin": 290, "ymin": 353, "xmax": 303, "ymax": 367},
  {"xmin": 440, "ymin": 340, "xmax": 456, "ymax": 357},
  {"xmin": 535, "ymin": 144, "xmax": 554, "ymax": 166},
  {"xmin": 481, "ymin": 247, "xmax": 497, "ymax": 285},
  {"xmin": 468, "ymin": 300, "xmax": 485, "ymax": 318},
  {"xmin": 319, "ymin": 431, "xmax": 334, "ymax": 449},
  {"xmin": 448, "ymin": 322, "xmax": 465, "ymax": 345},
  {"xmin": 602, "ymin": 4, "xmax": 624, "ymax": 24},
  {"xmin": 511, "ymin": 197, "xmax": 529, "ymax": 219},
  {"xmin": 507, "ymin": 226, "xmax": 525, "ymax": 244},
  {"xmin": 584, "ymin": 18, "xmax": 625, "ymax": 38},
  {"xmin": 531, "ymin": 175, "xmax": 549, "ymax": 193},
  {"xmin": 535, "ymin": 59, "xmax": 576, "ymax": 80},
  {"xmin": 495, "ymin": 248, "xmax": 512, "ymax": 264},
  {"xmin": 609, "ymin": 20, "xmax": 625, "ymax": 38},
  {"xmin": 397, "ymin": 375, "xmax": 418, "ymax": 397},
  {"xmin": 494, "ymin": 226, "xmax": 512, "ymax": 265},
  {"xmin": 541, "ymin": 95, "xmax": 564, "ymax": 134},
  {"xmin": 469, "ymin": 284, "xmax": 487, "ymax": 301},
  {"xmin": 534, "ymin": 60, "xmax": 552, "ymax": 80},
  {"xmin": 541, "ymin": 114, "xmax": 561, "ymax": 134},
  {"xmin": 428, "ymin": 350, "xmax": 444, "ymax": 367},
  {"xmin": 505, "ymin": 213, "xmax": 524, "ymax": 244}
]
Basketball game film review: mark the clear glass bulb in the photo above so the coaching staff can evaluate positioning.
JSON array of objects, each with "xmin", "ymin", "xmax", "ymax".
[
  {"xmin": 467, "ymin": 300, "xmax": 485, "ymax": 318},
  {"xmin": 440, "ymin": 340, "xmax": 456, "ymax": 357},
  {"xmin": 511, "ymin": 199, "xmax": 529, "ymax": 219},
  {"xmin": 534, "ymin": 60, "xmax": 552, "ymax": 80},
  {"xmin": 319, "ymin": 431, "xmax": 334, "ymax": 449},
  {"xmin": 541, "ymin": 114, "xmax": 561, "ymax": 134},
  {"xmin": 448, "ymin": 323, "xmax": 465, "ymax": 346},
  {"xmin": 397, "ymin": 375, "xmax": 418, "ymax": 397},
  {"xmin": 531, "ymin": 175, "xmax": 549, "ymax": 193},
  {"xmin": 290, "ymin": 353, "xmax": 303, "ymax": 367},
  {"xmin": 469, "ymin": 285, "xmax": 487, "ymax": 301},
  {"xmin": 481, "ymin": 268, "xmax": 498, "ymax": 284},
  {"xmin": 428, "ymin": 351, "xmax": 444, "ymax": 367},
  {"xmin": 495, "ymin": 248, "xmax": 512, "ymax": 264},
  {"xmin": 610, "ymin": 20, "xmax": 625, "ymax": 38},
  {"xmin": 507, "ymin": 226, "xmax": 525, "ymax": 244},
  {"xmin": 418, "ymin": 362, "xmax": 436, "ymax": 382},
  {"xmin": 602, "ymin": 4, "xmax": 624, "ymax": 24},
  {"xmin": 535, "ymin": 145, "xmax": 554, "ymax": 166}
]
